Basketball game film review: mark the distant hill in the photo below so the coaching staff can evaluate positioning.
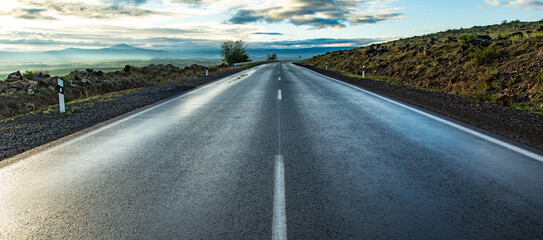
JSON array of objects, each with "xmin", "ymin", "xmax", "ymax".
[
  {"xmin": 0, "ymin": 44, "xmax": 168, "ymax": 62},
  {"xmin": 108, "ymin": 44, "xmax": 140, "ymax": 50},
  {"xmin": 248, "ymin": 47, "xmax": 356, "ymax": 60},
  {"xmin": 302, "ymin": 20, "xmax": 543, "ymax": 114},
  {"xmin": 0, "ymin": 43, "xmax": 355, "ymax": 62}
]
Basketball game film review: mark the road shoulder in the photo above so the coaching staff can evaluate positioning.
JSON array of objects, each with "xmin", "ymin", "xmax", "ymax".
[{"xmin": 295, "ymin": 63, "xmax": 543, "ymax": 150}]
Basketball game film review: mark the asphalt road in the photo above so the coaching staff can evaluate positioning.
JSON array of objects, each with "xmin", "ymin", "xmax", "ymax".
[{"xmin": 1, "ymin": 62, "xmax": 543, "ymax": 239}]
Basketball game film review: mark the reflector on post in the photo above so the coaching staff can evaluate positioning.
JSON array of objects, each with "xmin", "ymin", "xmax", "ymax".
[{"xmin": 58, "ymin": 79, "xmax": 65, "ymax": 113}]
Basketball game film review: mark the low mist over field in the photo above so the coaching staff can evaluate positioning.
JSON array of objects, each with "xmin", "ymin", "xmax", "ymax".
[{"xmin": 0, "ymin": 58, "xmax": 223, "ymax": 80}]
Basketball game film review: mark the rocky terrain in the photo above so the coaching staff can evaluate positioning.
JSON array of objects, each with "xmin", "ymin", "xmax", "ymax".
[
  {"xmin": 0, "ymin": 64, "xmax": 248, "ymax": 161},
  {"xmin": 302, "ymin": 20, "xmax": 543, "ymax": 115},
  {"xmin": 0, "ymin": 63, "xmax": 230, "ymax": 119}
]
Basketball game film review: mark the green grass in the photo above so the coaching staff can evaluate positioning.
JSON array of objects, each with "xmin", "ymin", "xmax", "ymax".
[{"xmin": 0, "ymin": 118, "xmax": 13, "ymax": 123}]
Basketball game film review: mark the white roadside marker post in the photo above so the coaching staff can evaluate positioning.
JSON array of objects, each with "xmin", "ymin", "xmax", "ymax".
[
  {"xmin": 57, "ymin": 79, "xmax": 65, "ymax": 113},
  {"xmin": 206, "ymin": 65, "xmax": 209, "ymax": 76},
  {"xmin": 325, "ymin": 62, "xmax": 328, "ymax": 70},
  {"xmin": 362, "ymin": 65, "xmax": 365, "ymax": 78}
]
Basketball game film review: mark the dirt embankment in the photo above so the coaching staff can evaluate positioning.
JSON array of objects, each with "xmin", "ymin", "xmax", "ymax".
[{"xmin": 296, "ymin": 63, "xmax": 543, "ymax": 150}]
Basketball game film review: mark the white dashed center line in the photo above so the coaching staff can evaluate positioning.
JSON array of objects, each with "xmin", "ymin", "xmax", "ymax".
[
  {"xmin": 273, "ymin": 64, "xmax": 286, "ymax": 239},
  {"xmin": 273, "ymin": 155, "xmax": 287, "ymax": 240}
]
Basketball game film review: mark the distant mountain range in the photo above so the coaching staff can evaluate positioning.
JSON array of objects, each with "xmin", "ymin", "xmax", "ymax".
[
  {"xmin": 0, "ymin": 44, "xmax": 168, "ymax": 62},
  {"xmin": 0, "ymin": 44, "xmax": 355, "ymax": 62}
]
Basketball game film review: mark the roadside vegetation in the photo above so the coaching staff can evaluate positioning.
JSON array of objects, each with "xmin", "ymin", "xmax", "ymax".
[
  {"xmin": 0, "ymin": 62, "xmax": 264, "ymax": 119},
  {"xmin": 0, "ymin": 59, "xmax": 223, "ymax": 80},
  {"xmin": 301, "ymin": 20, "xmax": 543, "ymax": 114},
  {"xmin": 267, "ymin": 53, "xmax": 278, "ymax": 61},
  {"xmin": 220, "ymin": 40, "xmax": 250, "ymax": 66}
]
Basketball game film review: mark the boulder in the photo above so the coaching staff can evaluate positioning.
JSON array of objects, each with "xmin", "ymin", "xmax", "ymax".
[
  {"xmin": 124, "ymin": 65, "xmax": 133, "ymax": 73},
  {"xmin": 7, "ymin": 80, "xmax": 37, "ymax": 91},
  {"xmin": 509, "ymin": 32, "xmax": 524, "ymax": 38},
  {"xmin": 477, "ymin": 35, "xmax": 492, "ymax": 40},
  {"xmin": 6, "ymin": 71, "xmax": 23, "ymax": 82},
  {"xmin": 365, "ymin": 48, "xmax": 376, "ymax": 55},
  {"xmin": 7, "ymin": 80, "xmax": 25, "ymax": 89},
  {"xmin": 74, "ymin": 76, "xmax": 90, "ymax": 85},
  {"xmin": 37, "ymin": 79, "xmax": 50, "ymax": 88},
  {"xmin": 32, "ymin": 72, "xmax": 51, "ymax": 82},
  {"xmin": 495, "ymin": 94, "xmax": 515, "ymax": 105},
  {"xmin": 27, "ymin": 81, "xmax": 37, "ymax": 90},
  {"xmin": 480, "ymin": 39, "xmax": 491, "ymax": 47},
  {"xmin": 0, "ymin": 82, "xmax": 7, "ymax": 93},
  {"xmin": 43, "ymin": 77, "xmax": 58, "ymax": 86},
  {"xmin": 25, "ymin": 102, "xmax": 36, "ymax": 109},
  {"xmin": 446, "ymin": 36, "xmax": 457, "ymax": 43}
]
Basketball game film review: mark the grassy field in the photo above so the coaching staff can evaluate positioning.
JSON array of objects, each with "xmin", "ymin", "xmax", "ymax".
[{"xmin": 0, "ymin": 59, "xmax": 222, "ymax": 79}]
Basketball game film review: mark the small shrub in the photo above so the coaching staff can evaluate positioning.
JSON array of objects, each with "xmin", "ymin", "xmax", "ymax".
[
  {"xmin": 482, "ymin": 68, "xmax": 499, "ymax": 83},
  {"xmin": 471, "ymin": 45, "xmax": 499, "ymax": 65},
  {"xmin": 1, "ymin": 118, "xmax": 13, "ymax": 123},
  {"xmin": 22, "ymin": 70, "xmax": 37, "ymax": 80},
  {"xmin": 490, "ymin": 80, "xmax": 503, "ymax": 89},
  {"xmin": 459, "ymin": 34, "xmax": 479, "ymax": 47}
]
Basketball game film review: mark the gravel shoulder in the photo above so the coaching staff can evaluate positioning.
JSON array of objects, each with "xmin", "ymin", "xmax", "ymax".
[
  {"xmin": 297, "ymin": 63, "xmax": 543, "ymax": 150},
  {"xmin": 0, "ymin": 68, "xmax": 244, "ymax": 161}
]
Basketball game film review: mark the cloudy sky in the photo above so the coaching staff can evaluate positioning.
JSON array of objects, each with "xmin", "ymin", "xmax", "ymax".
[{"xmin": 0, "ymin": 0, "xmax": 542, "ymax": 52}]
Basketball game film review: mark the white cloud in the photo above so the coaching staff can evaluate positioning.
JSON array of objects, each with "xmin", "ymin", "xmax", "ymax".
[
  {"xmin": 223, "ymin": 0, "xmax": 404, "ymax": 28},
  {"xmin": 0, "ymin": 0, "xmax": 405, "ymax": 52},
  {"xmin": 485, "ymin": 0, "xmax": 543, "ymax": 8}
]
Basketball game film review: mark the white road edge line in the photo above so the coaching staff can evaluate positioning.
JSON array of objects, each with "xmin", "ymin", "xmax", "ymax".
[
  {"xmin": 278, "ymin": 90, "xmax": 282, "ymax": 100},
  {"xmin": 273, "ymin": 155, "xmax": 287, "ymax": 240},
  {"xmin": 305, "ymin": 67, "xmax": 543, "ymax": 163},
  {"xmin": 10, "ymin": 68, "xmax": 259, "ymax": 161}
]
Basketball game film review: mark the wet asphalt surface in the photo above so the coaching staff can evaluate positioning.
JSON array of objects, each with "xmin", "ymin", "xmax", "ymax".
[{"xmin": 1, "ymin": 62, "xmax": 543, "ymax": 239}]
